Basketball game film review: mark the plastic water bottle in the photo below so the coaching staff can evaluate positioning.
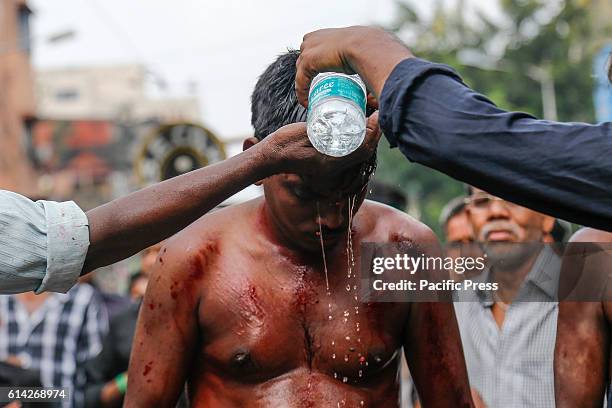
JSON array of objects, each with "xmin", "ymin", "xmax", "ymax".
[{"xmin": 307, "ymin": 73, "xmax": 367, "ymax": 157}]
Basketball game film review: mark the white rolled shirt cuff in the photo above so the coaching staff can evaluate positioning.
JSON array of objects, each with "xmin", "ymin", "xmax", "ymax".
[{"xmin": 35, "ymin": 200, "xmax": 89, "ymax": 294}]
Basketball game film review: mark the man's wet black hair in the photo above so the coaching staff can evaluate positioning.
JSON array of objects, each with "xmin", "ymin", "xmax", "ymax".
[
  {"xmin": 251, "ymin": 49, "xmax": 377, "ymax": 179},
  {"xmin": 251, "ymin": 49, "xmax": 306, "ymax": 141}
]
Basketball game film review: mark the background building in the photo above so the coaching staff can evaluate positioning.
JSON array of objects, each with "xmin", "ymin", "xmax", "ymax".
[
  {"xmin": 32, "ymin": 64, "xmax": 203, "ymax": 208},
  {"xmin": 36, "ymin": 64, "xmax": 200, "ymax": 122},
  {"xmin": 0, "ymin": 0, "xmax": 36, "ymax": 194}
]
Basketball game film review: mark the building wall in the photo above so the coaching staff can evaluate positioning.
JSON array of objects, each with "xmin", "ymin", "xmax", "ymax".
[
  {"xmin": 0, "ymin": 0, "xmax": 36, "ymax": 193},
  {"xmin": 36, "ymin": 65, "xmax": 201, "ymax": 123}
]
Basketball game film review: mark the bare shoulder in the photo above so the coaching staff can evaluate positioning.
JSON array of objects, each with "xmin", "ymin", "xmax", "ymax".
[
  {"xmin": 358, "ymin": 199, "xmax": 439, "ymax": 245},
  {"xmin": 154, "ymin": 198, "xmax": 263, "ymax": 280},
  {"xmin": 570, "ymin": 227, "xmax": 612, "ymax": 243}
]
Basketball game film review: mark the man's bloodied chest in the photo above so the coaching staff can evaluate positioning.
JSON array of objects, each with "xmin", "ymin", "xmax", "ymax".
[{"xmin": 195, "ymin": 256, "xmax": 409, "ymax": 385}]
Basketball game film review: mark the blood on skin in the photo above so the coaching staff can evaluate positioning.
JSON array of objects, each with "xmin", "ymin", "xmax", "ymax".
[
  {"xmin": 189, "ymin": 240, "xmax": 219, "ymax": 281},
  {"xmin": 296, "ymin": 373, "xmax": 318, "ymax": 408},
  {"xmin": 143, "ymin": 361, "xmax": 153, "ymax": 376},
  {"xmin": 239, "ymin": 283, "xmax": 265, "ymax": 320},
  {"xmin": 170, "ymin": 281, "xmax": 179, "ymax": 300},
  {"xmin": 292, "ymin": 267, "xmax": 319, "ymax": 313}
]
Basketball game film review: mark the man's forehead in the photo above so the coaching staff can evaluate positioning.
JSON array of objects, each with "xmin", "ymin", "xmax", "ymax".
[
  {"xmin": 300, "ymin": 174, "xmax": 353, "ymax": 195},
  {"xmin": 292, "ymin": 174, "xmax": 363, "ymax": 198}
]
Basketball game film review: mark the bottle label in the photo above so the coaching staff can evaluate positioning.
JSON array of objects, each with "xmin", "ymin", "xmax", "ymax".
[{"xmin": 308, "ymin": 76, "xmax": 366, "ymax": 113}]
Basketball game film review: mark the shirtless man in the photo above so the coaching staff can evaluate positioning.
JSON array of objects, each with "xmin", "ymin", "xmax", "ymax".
[
  {"xmin": 125, "ymin": 51, "xmax": 473, "ymax": 408},
  {"xmin": 555, "ymin": 228, "xmax": 612, "ymax": 407}
]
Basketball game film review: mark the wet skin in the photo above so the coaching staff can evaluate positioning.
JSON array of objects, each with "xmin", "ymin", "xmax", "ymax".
[
  {"xmin": 555, "ymin": 228, "xmax": 612, "ymax": 408},
  {"xmin": 126, "ymin": 175, "xmax": 473, "ymax": 407}
]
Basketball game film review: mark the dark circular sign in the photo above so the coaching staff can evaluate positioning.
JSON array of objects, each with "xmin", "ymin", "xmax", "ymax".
[{"xmin": 136, "ymin": 123, "xmax": 226, "ymax": 185}]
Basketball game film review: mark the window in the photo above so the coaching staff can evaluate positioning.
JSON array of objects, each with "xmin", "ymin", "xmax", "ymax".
[
  {"xmin": 55, "ymin": 89, "xmax": 79, "ymax": 101},
  {"xmin": 17, "ymin": 5, "xmax": 32, "ymax": 54}
]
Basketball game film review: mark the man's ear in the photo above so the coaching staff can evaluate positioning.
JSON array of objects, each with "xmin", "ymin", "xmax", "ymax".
[
  {"xmin": 243, "ymin": 136, "xmax": 264, "ymax": 186},
  {"xmin": 243, "ymin": 136, "xmax": 259, "ymax": 152}
]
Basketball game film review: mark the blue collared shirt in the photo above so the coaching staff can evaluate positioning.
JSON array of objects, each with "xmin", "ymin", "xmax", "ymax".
[
  {"xmin": 378, "ymin": 58, "xmax": 612, "ymax": 231},
  {"xmin": 0, "ymin": 190, "xmax": 89, "ymax": 294}
]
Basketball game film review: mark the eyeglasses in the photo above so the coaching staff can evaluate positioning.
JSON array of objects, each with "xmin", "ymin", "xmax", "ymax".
[{"xmin": 464, "ymin": 193, "xmax": 521, "ymax": 211}]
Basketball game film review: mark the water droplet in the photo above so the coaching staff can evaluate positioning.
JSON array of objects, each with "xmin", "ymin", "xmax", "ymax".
[
  {"xmin": 354, "ymin": 295, "xmax": 358, "ymax": 302},
  {"xmin": 358, "ymin": 369, "xmax": 363, "ymax": 377},
  {"xmin": 331, "ymin": 340, "xmax": 335, "ymax": 346},
  {"xmin": 334, "ymin": 372, "xmax": 338, "ymax": 379},
  {"xmin": 345, "ymin": 335, "xmax": 350, "ymax": 341},
  {"xmin": 332, "ymin": 353, "xmax": 336, "ymax": 359},
  {"xmin": 374, "ymin": 356, "xmax": 382, "ymax": 363},
  {"xmin": 342, "ymin": 376, "xmax": 348, "ymax": 383},
  {"xmin": 343, "ymin": 318, "xmax": 348, "ymax": 323},
  {"xmin": 360, "ymin": 400, "xmax": 365, "ymax": 406},
  {"xmin": 353, "ymin": 285, "xmax": 357, "ymax": 290},
  {"xmin": 365, "ymin": 361, "xmax": 369, "ymax": 366},
  {"xmin": 328, "ymin": 315, "xmax": 333, "ymax": 320},
  {"xmin": 343, "ymin": 310, "xmax": 350, "ymax": 317},
  {"xmin": 349, "ymin": 347, "xmax": 355, "ymax": 352},
  {"xmin": 344, "ymin": 354, "xmax": 349, "ymax": 362},
  {"xmin": 345, "ymin": 284, "xmax": 351, "ymax": 292}
]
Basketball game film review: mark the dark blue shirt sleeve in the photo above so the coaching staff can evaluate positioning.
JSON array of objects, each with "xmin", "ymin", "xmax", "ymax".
[{"xmin": 379, "ymin": 58, "xmax": 612, "ymax": 231}]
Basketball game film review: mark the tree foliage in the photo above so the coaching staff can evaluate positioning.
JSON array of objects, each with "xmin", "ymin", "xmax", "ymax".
[{"xmin": 374, "ymin": 0, "xmax": 607, "ymax": 237}]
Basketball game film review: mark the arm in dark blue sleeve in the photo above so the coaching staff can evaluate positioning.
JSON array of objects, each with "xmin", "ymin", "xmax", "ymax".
[{"xmin": 379, "ymin": 58, "xmax": 612, "ymax": 231}]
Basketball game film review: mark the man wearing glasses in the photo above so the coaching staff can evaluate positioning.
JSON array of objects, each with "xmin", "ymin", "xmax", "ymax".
[{"xmin": 454, "ymin": 188, "xmax": 559, "ymax": 408}]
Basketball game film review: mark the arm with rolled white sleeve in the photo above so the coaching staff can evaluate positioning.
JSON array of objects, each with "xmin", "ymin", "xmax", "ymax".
[
  {"xmin": 0, "ymin": 120, "xmax": 382, "ymax": 294},
  {"xmin": 0, "ymin": 190, "xmax": 89, "ymax": 294}
]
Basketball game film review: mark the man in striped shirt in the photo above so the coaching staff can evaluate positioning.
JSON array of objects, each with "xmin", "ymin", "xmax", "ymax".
[
  {"xmin": 0, "ymin": 283, "xmax": 107, "ymax": 407},
  {"xmin": 454, "ymin": 187, "xmax": 559, "ymax": 408}
]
